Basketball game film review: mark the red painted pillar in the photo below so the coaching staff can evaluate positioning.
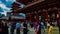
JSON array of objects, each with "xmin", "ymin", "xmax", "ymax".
[
  {"xmin": 45, "ymin": 12, "xmax": 48, "ymax": 21},
  {"xmin": 58, "ymin": 8, "xmax": 60, "ymax": 22},
  {"xmin": 36, "ymin": 15, "xmax": 38, "ymax": 22},
  {"xmin": 35, "ymin": 12, "xmax": 39, "ymax": 24},
  {"xmin": 30, "ymin": 13, "xmax": 32, "ymax": 23}
]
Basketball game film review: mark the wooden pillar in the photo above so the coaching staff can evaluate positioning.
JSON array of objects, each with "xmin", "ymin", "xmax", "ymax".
[
  {"xmin": 45, "ymin": 11, "xmax": 48, "ymax": 21},
  {"xmin": 29, "ymin": 13, "xmax": 32, "ymax": 23},
  {"xmin": 58, "ymin": 8, "xmax": 60, "ymax": 22},
  {"xmin": 35, "ymin": 11, "xmax": 39, "ymax": 23},
  {"xmin": 36, "ymin": 14, "xmax": 39, "ymax": 22}
]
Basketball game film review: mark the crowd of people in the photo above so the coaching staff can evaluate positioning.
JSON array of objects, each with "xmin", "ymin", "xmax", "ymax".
[
  {"xmin": 0, "ymin": 20, "xmax": 60, "ymax": 34},
  {"xmin": 0, "ymin": 20, "xmax": 41, "ymax": 34}
]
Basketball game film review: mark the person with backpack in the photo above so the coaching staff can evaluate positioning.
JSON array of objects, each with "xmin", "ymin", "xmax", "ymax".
[{"xmin": 16, "ymin": 22, "xmax": 21, "ymax": 34}]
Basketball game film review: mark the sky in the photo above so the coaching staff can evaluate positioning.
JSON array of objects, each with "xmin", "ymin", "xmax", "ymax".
[
  {"xmin": 0, "ymin": 0, "xmax": 25, "ymax": 16},
  {"xmin": 0, "ymin": 0, "xmax": 16, "ymax": 16}
]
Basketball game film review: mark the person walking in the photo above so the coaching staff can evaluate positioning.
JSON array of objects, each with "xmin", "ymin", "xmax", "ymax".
[
  {"xmin": 48, "ymin": 23, "xmax": 54, "ymax": 34},
  {"xmin": 23, "ymin": 21, "xmax": 28, "ymax": 34},
  {"xmin": 47, "ymin": 22, "xmax": 50, "ymax": 29},
  {"xmin": 57, "ymin": 21, "xmax": 60, "ymax": 34},
  {"xmin": 38, "ymin": 22, "xmax": 41, "ymax": 34},
  {"xmin": 16, "ymin": 22, "xmax": 21, "ymax": 34},
  {"xmin": 2, "ymin": 20, "xmax": 8, "ymax": 34},
  {"xmin": 10, "ymin": 21, "xmax": 16, "ymax": 34},
  {"xmin": 30, "ymin": 23, "xmax": 33, "ymax": 28},
  {"xmin": 35, "ymin": 24, "xmax": 39, "ymax": 34},
  {"xmin": 33, "ymin": 21, "xmax": 38, "ymax": 30},
  {"xmin": 8, "ymin": 22, "xmax": 12, "ymax": 34},
  {"xmin": 41, "ymin": 21, "xmax": 45, "ymax": 34},
  {"xmin": 0, "ymin": 21, "xmax": 3, "ymax": 34}
]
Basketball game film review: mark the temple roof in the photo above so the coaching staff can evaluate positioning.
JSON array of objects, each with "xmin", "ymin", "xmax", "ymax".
[{"xmin": 11, "ymin": 0, "xmax": 58, "ymax": 13}]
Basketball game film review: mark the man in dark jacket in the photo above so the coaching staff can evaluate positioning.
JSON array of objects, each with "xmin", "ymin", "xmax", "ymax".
[
  {"xmin": 10, "ymin": 22, "xmax": 16, "ymax": 34},
  {"xmin": 0, "ymin": 22, "xmax": 3, "ymax": 34},
  {"xmin": 23, "ymin": 22, "xmax": 28, "ymax": 34}
]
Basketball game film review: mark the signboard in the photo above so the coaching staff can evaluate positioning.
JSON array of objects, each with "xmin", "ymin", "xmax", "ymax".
[
  {"xmin": 0, "ymin": 16, "xmax": 9, "ymax": 20},
  {"xmin": 11, "ymin": 16, "xmax": 26, "ymax": 19},
  {"xmin": 11, "ymin": 13, "xmax": 26, "ymax": 19}
]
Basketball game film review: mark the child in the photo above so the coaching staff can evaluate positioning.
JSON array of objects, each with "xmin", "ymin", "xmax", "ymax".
[{"xmin": 48, "ymin": 23, "xmax": 54, "ymax": 34}]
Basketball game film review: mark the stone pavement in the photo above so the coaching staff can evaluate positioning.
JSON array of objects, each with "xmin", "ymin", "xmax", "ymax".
[
  {"xmin": 8, "ymin": 27, "xmax": 59, "ymax": 34},
  {"xmin": 8, "ymin": 27, "xmax": 36, "ymax": 34}
]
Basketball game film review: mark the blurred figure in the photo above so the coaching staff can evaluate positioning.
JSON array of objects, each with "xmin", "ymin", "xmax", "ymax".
[
  {"xmin": 2, "ymin": 20, "xmax": 8, "ymax": 34},
  {"xmin": 16, "ymin": 22, "xmax": 21, "ymax": 34},
  {"xmin": 20, "ymin": 22, "xmax": 24, "ymax": 29},
  {"xmin": 47, "ymin": 22, "xmax": 50, "ymax": 29},
  {"xmin": 0, "ymin": 23, "xmax": 2, "ymax": 34},
  {"xmin": 23, "ymin": 21, "xmax": 28, "ymax": 34},
  {"xmin": 33, "ymin": 21, "xmax": 38, "ymax": 34},
  {"xmin": 30, "ymin": 23, "xmax": 33, "ymax": 28},
  {"xmin": 27, "ymin": 21, "xmax": 30, "ymax": 27},
  {"xmin": 38, "ymin": 22, "xmax": 41, "ymax": 34},
  {"xmin": 10, "ymin": 21, "xmax": 16, "ymax": 34},
  {"xmin": 33, "ymin": 21, "xmax": 38, "ymax": 30},
  {"xmin": 26, "ymin": 20, "xmax": 29, "ymax": 32},
  {"xmin": 35, "ymin": 24, "xmax": 39, "ymax": 34},
  {"xmin": 0, "ymin": 21, "xmax": 3, "ymax": 34},
  {"xmin": 8, "ymin": 21, "xmax": 12, "ymax": 34},
  {"xmin": 48, "ymin": 23, "xmax": 54, "ymax": 34},
  {"xmin": 41, "ymin": 21, "xmax": 45, "ymax": 34},
  {"xmin": 57, "ymin": 21, "xmax": 60, "ymax": 34}
]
